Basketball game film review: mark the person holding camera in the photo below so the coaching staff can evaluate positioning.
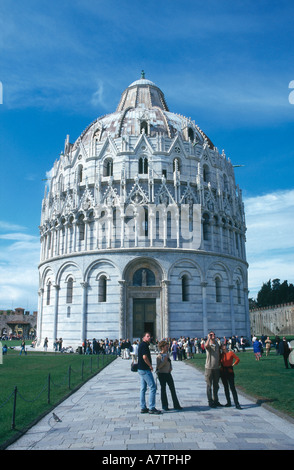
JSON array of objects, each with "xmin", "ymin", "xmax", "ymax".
[{"xmin": 204, "ymin": 331, "xmax": 222, "ymax": 408}]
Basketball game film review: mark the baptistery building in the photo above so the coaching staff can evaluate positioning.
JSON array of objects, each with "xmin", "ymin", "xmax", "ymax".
[{"xmin": 37, "ymin": 73, "xmax": 250, "ymax": 348}]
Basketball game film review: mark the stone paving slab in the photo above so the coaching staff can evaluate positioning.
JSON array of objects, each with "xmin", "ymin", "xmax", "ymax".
[{"xmin": 6, "ymin": 355, "xmax": 294, "ymax": 451}]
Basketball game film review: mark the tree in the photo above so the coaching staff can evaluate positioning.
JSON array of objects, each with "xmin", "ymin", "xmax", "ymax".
[
  {"xmin": 257, "ymin": 280, "xmax": 272, "ymax": 307},
  {"xmin": 256, "ymin": 279, "xmax": 294, "ymax": 307}
]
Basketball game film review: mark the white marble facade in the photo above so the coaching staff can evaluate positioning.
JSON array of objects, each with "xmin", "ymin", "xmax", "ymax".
[{"xmin": 37, "ymin": 74, "xmax": 250, "ymax": 348}]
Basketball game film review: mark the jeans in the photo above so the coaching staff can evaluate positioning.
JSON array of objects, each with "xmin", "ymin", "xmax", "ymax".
[
  {"xmin": 138, "ymin": 369, "xmax": 157, "ymax": 410},
  {"xmin": 220, "ymin": 367, "xmax": 239, "ymax": 405},
  {"xmin": 158, "ymin": 372, "xmax": 181, "ymax": 409}
]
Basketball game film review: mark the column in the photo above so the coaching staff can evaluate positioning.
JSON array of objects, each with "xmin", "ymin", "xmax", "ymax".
[
  {"xmin": 118, "ymin": 280, "xmax": 126, "ymax": 339},
  {"xmin": 80, "ymin": 282, "xmax": 88, "ymax": 342},
  {"xmin": 84, "ymin": 219, "xmax": 89, "ymax": 251},
  {"xmin": 95, "ymin": 216, "xmax": 99, "ymax": 249},
  {"xmin": 161, "ymin": 280, "xmax": 170, "ymax": 338},
  {"xmin": 120, "ymin": 211, "xmax": 125, "ymax": 248},
  {"xmin": 201, "ymin": 282, "xmax": 208, "ymax": 336},
  {"xmin": 53, "ymin": 284, "xmax": 60, "ymax": 343},
  {"xmin": 65, "ymin": 221, "xmax": 70, "ymax": 254},
  {"xmin": 229, "ymin": 284, "xmax": 235, "ymax": 334},
  {"xmin": 36, "ymin": 288, "xmax": 44, "ymax": 347}
]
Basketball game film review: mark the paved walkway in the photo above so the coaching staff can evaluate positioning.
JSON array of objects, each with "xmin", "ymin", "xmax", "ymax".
[{"xmin": 6, "ymin": 355, "xmax": 294, "ymax": 451}]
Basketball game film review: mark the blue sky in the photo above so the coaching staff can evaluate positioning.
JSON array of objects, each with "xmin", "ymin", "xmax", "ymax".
[{"xmin": 0, "ymin": 0, "xmax": 294, "ymax": 311}]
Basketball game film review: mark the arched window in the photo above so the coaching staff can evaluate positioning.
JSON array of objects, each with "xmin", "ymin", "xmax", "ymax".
[
  {"xmin": 203, "ymin": 164, "xmax": 210, "ymax": 183},
  {"xmin": 78, "ymin": 215, "xmax": 85, "ymax": 241},
  {"xmin": 188, "ymin": 127, "xmax": 194, "ymax": 142},
  {"xmin": 203, "ymin": 214, "xmax": 210, "ymax": 241},
  {"xmin": 182, "ymin": 275, "xmax": 189, "ymax": 301},
  {"xmin": 46, "ymin": 281, "xmax": 51, "ymax": 306},
  {"xmin": 139, "ymin": 156, "xmax": 148, "ymax": 174},
  {"xmin": 140, "ymin": 121, "xmax": 148, "ymax": 134},
  {"xmin": 105, "ymin": 159, "xmax": 113, "ymax": 177},
  {"xmin": 236, "ymin": 280, "xmax": 241, "ymax": 305},
  {"xmin": 98, "ymin": 275, "xmax": 107, "ymax": 302},
  {"xmin": 77, "ymin": 164, "xmax": 83, "ymax": 183},
  {"xmin": 144, "ymin": 207, "xmax": 148, "ymax": 237},
  {"xmin": 66, "ymin": 277, "xmax": 73, "ymax": 304},
  {"xmin": 215, "ymin": 276, "xmax": 222, "ymax": 303},
  {"xmin": 58, "ymin": 175, "xmax": 64, "ymax": 193}
]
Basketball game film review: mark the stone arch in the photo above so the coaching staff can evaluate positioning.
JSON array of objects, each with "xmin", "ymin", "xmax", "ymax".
[
  {"xmin": 168, "ymin": 257, "xmax": 204, "ymax": 283},
  {"xmin": 84, "ymin": 258, "xmax": 119, "ymax": 283},
  {"xmin": 56, "ymin": 261, "xmax": 82, "ymax": 286},
  {"xmin": 41, "ymin": 266, "xmax": 55, "ymax": 289},
  {"xmin": 123, "ymin": 257, "xmax": 164, "ymax": 285}
]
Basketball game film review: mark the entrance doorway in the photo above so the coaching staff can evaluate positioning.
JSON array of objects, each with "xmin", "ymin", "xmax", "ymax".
[{"xmin": 133, "ymin": 298, "xmax": 156, "ymax": 339}]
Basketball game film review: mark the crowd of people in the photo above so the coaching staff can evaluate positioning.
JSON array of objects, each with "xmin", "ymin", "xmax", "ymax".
[
  {"xmin": 251, "ymin": 334, "xmax": 294, "ymax": 368},
  {"xmin": 135, "ymin": 331, "xmax": 293, "ymax": 414}
]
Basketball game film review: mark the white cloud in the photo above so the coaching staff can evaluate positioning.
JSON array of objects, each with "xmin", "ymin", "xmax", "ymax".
[
  {"xmin": 0, "ymin": 224, "xmax": 40, "ymax": 311},
  {"xmin": 244, "ymin": 189, "xmax": 294, "ymax": 298}
]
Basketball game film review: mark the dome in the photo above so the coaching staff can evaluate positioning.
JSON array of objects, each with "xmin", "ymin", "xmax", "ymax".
[{"xmin": 78, "ymin": 73, "xmax": 214, "ymax": 149}]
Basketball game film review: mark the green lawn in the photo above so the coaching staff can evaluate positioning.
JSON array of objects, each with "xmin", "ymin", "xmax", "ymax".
[
  {"xmin": 0, "ymin": 346, "xmax": 116, "ymax": 449},
  {"xmin": 189, "ymin": 348, "xmax": 294, "ymax": 418}
]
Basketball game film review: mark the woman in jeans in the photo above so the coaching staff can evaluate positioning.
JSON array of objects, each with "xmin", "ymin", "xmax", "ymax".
[{"xmin": 156, "ymin": 340, "xmax": 182, "ymax": 411}]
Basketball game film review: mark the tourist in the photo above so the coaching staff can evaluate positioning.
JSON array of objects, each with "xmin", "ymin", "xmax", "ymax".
[
  {"xmin": 253, "ymin": 337, "xmax": 262, "ymax": 361},
  {"xmin": 204, "ymin": 331, "xmax": 222, "ymax": 408},
  {"xmin": 137, "ymin": 332, "xmax": 161, "ymax": 414},
  {"xmin": 171, "ymin": 340, "xmax": 178, "ymax": 361},
  {"xmin": 43, "ymin": 337, "xmax": 48, "ymax": 352},
  {"xmin": 240, "ymin": 336, "xmax": 246, "ymax": 352},
  {"xmin": 265, "ymin": 337, "xmax": 272, "ymax": 356},
  {"xmin": 130, "ymin": 340, "xmax": 139, "ymax": 363},
  {"xmin": 220, "ymin": 343, "xmax": 241, "ymax": 409},
  {"xmin": 156, "ymin": 340, "xmax": 182, "ymax": 411},
  {"xmin": 278, "ymin": 337, "xmax": 293, "ymax": 369},
  {"xmin": 19, "ymin": 339, "xmax": 27, "ymax": 356}
]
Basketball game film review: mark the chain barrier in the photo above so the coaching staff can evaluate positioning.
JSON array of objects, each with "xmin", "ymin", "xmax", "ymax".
[{"xmin": 0, "ymin": 353, "xmax": 111, "ymax": 431}]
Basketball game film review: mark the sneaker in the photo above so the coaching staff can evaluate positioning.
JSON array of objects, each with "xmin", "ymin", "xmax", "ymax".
[
  {"xmin": 162, "ymin": 407, "xmax": 170, "ymax": 411},
  {"xmin": 140, "ymin": 408, "xmax": 149, "ymax": 414},
  {"xmin": 224, "ymin": 403, "xmax": 232, "ymax": 407},
  {"xmin": 236, "ymin": 404, "xmax": 242, "ymax": 410},
  {"xmin": 174, "ymin": 406, "xmax": 183, "ymax": 410},
  {"xmin": 214, "ymin": 402, "xmax": 224, "ymax": 407},
  {"xmin": 148, "ymin": 408, "xmax": 162, "ymax": 414}
]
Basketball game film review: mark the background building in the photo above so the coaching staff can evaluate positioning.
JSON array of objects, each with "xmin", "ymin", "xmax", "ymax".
[
  {"xmin": 37, "ymin": 74, "xmax": 250, "ymax": 348},
  {"xmin": 0, "ymin": 308, "xmax": 37, "ymax": 339}
]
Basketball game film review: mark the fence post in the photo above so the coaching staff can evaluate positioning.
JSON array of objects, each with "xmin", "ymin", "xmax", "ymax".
[
  {"xmin": 11, "ymin": 386, "xmax": 17, "ymax": 430},
  {"xmin": 48, "ymin": 373, "xmax": 51, "ymax": 404}
]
